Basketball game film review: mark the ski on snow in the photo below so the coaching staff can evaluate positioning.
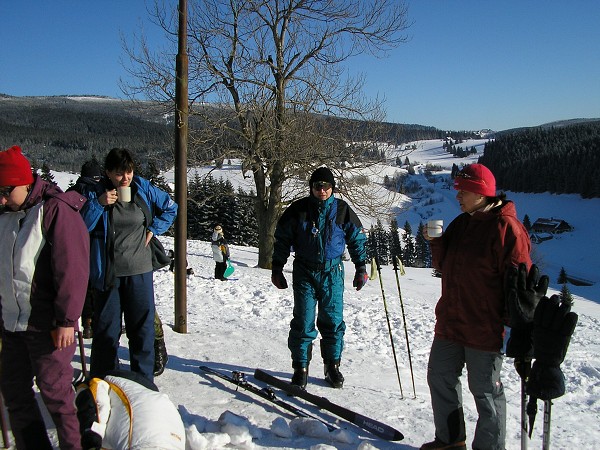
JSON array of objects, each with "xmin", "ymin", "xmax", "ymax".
[
  {"xmin": 199, "ymin": 365, "xmax": 337, "ymax": 432},
  {"xmin": 254, "ymin": 368, "xmax": 404, "ymax": 441}
]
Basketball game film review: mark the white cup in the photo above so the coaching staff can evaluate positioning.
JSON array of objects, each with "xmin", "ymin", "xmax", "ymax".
[
  {"xmin": 427, "ymin": 219, "xmax": 443, "ymax": 238},
  {"xmin": 117, "ymin": 186, "xmax": 131, "ymax": 203}
]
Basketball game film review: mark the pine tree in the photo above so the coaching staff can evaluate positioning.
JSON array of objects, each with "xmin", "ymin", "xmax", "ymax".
[
  {"xmin": 235, "ymin": 188, "xmax": 259, "ymax": 247},
  {"xmin": 374, "ymin": 219, "xmax": 389, "ymax": 265},
  {"xmin": 560, "ymin": 283, "xmax": 573, "ymax": 305},
  {"xmin": 366, "ymin": 225, "xmax": 378, "ymax": 262},
  {"xmin": 143, "ymin": 161, "xmax": 172, "ymax": 193},
  {"xmin": 388, "ymin": 218, "xmax": 403, "ymax": 263},
  {"xmin": 402, "ymin": 221, "xmax": 416, "ymax": 267},
  {"xmin": 414, "ymin": 222, "xmax": 431, "ymax": 268},
  {"xmin": 557, "ymin": 267, "xmax": 568, "ymax": 284},
  {"xmin": 186, "ymin": 174, "xmax": 259, "ymax": 246},
  {"xmin": 41, "ymin": 162, "xmax": 56, "ymax": 184}
]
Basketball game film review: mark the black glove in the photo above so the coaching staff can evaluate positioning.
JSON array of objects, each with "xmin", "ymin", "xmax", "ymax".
[
  {"xmin": 505, "ymin": 263, "xmax": 549, "ymax": 328},
  {"xmin": 505, "ymin": 263, "xmax": 549, "ymax": 359},
  {"xmin": 526, "ymin": 294, "xmax": 578, "ymax": 400},
  {"xmin": 353, "ymin": 264, "xmax": 368, "ymax": 291},
  {"xmin": 271, "ymin": 269, "xmax": 288, "ymax": 289}
]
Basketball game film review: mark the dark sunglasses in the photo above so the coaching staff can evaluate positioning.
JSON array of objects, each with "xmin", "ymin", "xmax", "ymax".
[
  {"xmin": 312, "ymin": 181, "xmax": 333, "ymax": 191},
  {"xmin": 455, "ymin": 171, "xmax": 473, "ymax": 179},
  {"xmin": 0, "ymin": 186, "xmax": 16, "ymax": 198}
]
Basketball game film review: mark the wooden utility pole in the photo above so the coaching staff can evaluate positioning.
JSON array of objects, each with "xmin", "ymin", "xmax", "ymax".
[{"xmin": 174, "ymin": 0, "xmax": 188, "ymax": 333}]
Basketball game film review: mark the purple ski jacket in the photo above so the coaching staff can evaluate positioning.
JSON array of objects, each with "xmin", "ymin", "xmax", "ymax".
[{"xmin": 0, "ymin": 176, "xmax": 90, "ymax": 332}]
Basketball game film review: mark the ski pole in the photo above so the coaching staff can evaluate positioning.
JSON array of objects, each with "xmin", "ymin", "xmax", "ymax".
[
  {"xmin": 542, "ymin": 400, "xmax": 552, "ymax": 450},
  {"xmin": 514, "ymin": 357, "xmax": 532, "ymax": 450},
  {"xmin": 392, "ymin": 256, "xmax": 416, "ymax": 398},
  {"xmin": 374, "ymin": 255, "xmax": 404, "ymax": 399},
  {"xmin": 520, "ymin": 377, "xmax": 528, "ymax": 450}
]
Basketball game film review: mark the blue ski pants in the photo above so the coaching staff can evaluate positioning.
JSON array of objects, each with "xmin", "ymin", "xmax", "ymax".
[
  {"xmin": 90, "ymin": 271, "xmax": 156, "ymax": 382},
  {"xmin": 288, "ymin": 260, "xmax": 346, "ymax": 366}
]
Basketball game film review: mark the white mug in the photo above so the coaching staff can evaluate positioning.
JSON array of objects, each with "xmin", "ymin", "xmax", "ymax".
[
  {"xmin": 427, "ymin": 219, "xmax": 443, "ymax": 238},
  {"xmin": 117, "ymin": 186, "xmax": 131, "ymax": 203}
]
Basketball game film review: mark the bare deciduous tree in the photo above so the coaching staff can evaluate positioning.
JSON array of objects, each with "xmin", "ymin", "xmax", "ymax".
[{"xmin": 122, "ymin": 0, "xmax": 411, "ymax": 267}]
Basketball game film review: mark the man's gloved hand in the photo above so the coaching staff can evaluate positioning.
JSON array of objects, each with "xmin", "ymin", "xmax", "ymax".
[
  {"xmin": 271, "ymin": 268, "xmax": 288, "ymax": 289},
  {"xmin": 353, "ymin": 264, "xmax": 368, "ymax": 291},
  {"xmin": 526, "ymin": 294, "xmax": 578, "ymax": 400},
  {"xmin": 505, "ymin": 263, "xmax": 549, "ymax": 359}
]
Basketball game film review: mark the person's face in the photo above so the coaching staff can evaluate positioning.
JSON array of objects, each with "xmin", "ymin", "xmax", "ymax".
[
  {"xmin": 0, "ymin": 185, "xmax": 29, "ymax": 211},
  {"xmin": 456, "ymin": 189, "xmax": 486, "ymax": 213},
  {"xmin": 106, "ymin": 169, "xmax": 133, "ymax": 189},
  {"xmin": 312, "ymin": 181, "xmax": 333, "ymax": 201}
]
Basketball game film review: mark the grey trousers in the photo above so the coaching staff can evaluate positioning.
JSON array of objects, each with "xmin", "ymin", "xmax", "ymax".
[{"xmin": 426, "ymin": 337, "xmax": 506, "ymax": 450}]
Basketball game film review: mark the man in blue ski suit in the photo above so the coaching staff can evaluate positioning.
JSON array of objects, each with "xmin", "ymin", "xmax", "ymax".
[{"xmin": 271, "ymin": 167, "xmax": 368, "ymax": 389}]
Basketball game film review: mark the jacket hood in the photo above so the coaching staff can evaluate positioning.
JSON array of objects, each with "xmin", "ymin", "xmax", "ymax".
[
  {"xmin": 23, "ymin": 175, "xmax": 87, "ymax": 213},
  {"xmin": 488, "ymin": 200, "xmax": 518, "ymax": 219},
  {"xmin": 22, "ymin": 175, "xmax": 63, "ymax": 209}
]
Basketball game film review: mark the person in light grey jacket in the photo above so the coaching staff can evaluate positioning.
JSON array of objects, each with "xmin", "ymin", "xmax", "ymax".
[{"xmin": 0, "ymin": 145, "xmax": 90, "ymax": 450}]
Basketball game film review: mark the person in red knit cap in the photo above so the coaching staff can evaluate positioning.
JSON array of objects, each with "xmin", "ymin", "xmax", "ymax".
[
  {"xmin": 0, "ymin": 146, "xmax": 90, "ymax": 450},
  {"xmin": 420, "ymin": 163, "xmax": 532, "ymax": 450}
]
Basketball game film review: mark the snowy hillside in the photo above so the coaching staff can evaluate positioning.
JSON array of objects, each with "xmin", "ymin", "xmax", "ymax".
[{"xmin": 35, "ymin": 140, "xmax": 600, "ymax": 450}]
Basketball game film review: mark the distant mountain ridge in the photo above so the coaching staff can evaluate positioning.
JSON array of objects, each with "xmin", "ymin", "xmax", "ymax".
[
  {"xmin": 0, "ymin": 94, "xmax": 173, "ymax": 172},
  {"xmin": 1, "ymin": 94, "xmax": 598, "ymax": 182},
  {"xmin": 0, "ymin": 94, "xmax": 450, "ymax": 172}
]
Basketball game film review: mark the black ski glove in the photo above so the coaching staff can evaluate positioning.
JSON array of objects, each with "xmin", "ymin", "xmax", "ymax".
[
  {"xmin": 505, "ymin": 263, "xmax": 549, "ymax": 359},
  {"xmin": 526, "ymin": 294, "xmax": 578, "ymax": 400},
  {"xmin": 271, "ymin": 268, "xmax": 288, "ymax": 289},
  {"xmin": 353, "ymin": 264, "xmax": 368, "ymax": 291}
]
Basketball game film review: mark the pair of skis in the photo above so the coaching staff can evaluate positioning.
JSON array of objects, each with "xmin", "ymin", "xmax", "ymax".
[{"xmin": 199, "ymin": 366, "xmax": 404, "ymax": 441}]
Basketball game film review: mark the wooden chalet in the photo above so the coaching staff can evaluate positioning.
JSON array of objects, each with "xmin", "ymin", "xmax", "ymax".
[{"xmin": 531, "ymin": 218, "xmax": 573, "ymax": 234}]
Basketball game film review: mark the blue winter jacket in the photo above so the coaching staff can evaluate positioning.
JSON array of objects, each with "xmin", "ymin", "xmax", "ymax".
[
  {"xmin": 272, "ymin": 194, "xmax": 366, "ymax": 270},
  {"xmin": 81, "ymin": 175, "xmax": 178, "ymax": 291}
]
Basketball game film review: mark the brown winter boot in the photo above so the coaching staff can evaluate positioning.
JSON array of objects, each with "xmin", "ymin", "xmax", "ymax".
[
  {"xmin": 82, "ymin": 318, "xmax": 93, "ymax": 339},
  {"xmin": 420, "ymin": 438, "xmax": 467, "ymax": 450}
]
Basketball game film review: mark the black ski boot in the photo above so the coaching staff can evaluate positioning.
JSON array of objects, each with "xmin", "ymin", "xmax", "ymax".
[
  {"xmin": 154, "ymin": 338, "xmax": 169, "ymax": 376},
  {"xmin": 291, "ymin": 364, "xmax": 308, "ymax": 389},
  {"xmin": 324, "ymin": 361, "xmax": 344, "ymax": 388}
]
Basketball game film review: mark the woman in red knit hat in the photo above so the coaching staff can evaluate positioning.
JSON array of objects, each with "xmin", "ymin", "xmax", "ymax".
[
  {"xmin": 0, "ymin": 146, "xmax": 90, "ymax": 449},
  {"xmin": 420, "ymin": 163, "xmax": 532, "ymax": 450}
]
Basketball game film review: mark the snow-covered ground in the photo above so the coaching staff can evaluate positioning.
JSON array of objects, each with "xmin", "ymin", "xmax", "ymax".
[{"xmin": 30, "ymin": 140, "xmax": 600, "ymax": 449}]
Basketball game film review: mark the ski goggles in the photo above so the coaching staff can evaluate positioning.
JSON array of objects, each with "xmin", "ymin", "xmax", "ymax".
[{"xmin": 312, "ymin": 181, "xmax": 333, "ymax": 191}]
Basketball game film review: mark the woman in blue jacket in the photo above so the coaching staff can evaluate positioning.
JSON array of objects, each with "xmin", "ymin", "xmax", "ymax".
[
  {"xmin": 81, "ymin": 148, "xmax": 177, "ymax": 382},
  {"xmin": 271, "ymin": 167, "xmax": 368, "ymax": 389}
]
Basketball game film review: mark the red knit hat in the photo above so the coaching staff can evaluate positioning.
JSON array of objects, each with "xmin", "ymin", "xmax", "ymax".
[
  {"xmin": 454, "ymin": 163, "xmax": 496, "ymax": 197},
  {"xmin": 0, "ymin": 146, "xmax": 34, "ymax": 186}
]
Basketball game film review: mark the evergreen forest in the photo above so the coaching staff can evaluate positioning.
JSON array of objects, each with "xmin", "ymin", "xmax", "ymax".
[{"xmin": 479, "ymin": 122, "xmax": 600, "ymax": 198}]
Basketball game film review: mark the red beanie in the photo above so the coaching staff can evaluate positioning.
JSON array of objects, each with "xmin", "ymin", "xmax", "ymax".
[
  {"xmin": 0, "ymin": 146, "xmax": 34, "ymax": 186},
  {"xmin": 454, "ymin": 163, "xmax": 496, "ymax": 197}
]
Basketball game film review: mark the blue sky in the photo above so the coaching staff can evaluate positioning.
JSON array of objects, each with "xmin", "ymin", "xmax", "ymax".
[{"xmin": 1, "ymin": 1, "xmax": 599, "ymax": 132}]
